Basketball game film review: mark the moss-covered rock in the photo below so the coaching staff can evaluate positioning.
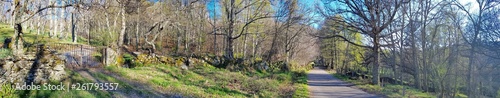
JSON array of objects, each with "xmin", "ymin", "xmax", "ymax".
[
  {"xmin": 158, "ymin": 56, "xmax": 174, "ymax": 64},
  {"xmin": 135, "ymin": 54, "xmax": 159, "ymax": 65}
]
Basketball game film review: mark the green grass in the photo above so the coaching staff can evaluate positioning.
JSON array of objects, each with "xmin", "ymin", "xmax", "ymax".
[
  {"xmin": 0, "ymin": 23, "xmax": 92, "ymax": 48},
  {"xmin": 0, "ymin": 48, "xmax": 12, "ymax": 59},
  {"xmin": 0, "ymin": 83, "xmax": 18, "ymax": 98},
  {"xmin": 292, "ymin": 77, "xmax": 309, "ymax": 98},
  {"xmin": 6, "ymin": 69, "xmax": 162, "ymax": 98},
  {"xmin": 331, "ymin": 72, "xmax": 436, "ymax": 98},
  {"xmin": 104, "ymin": 64, "xmax": 307, "ymax": 97},
  {"xmin": 13, "ymin": 70, "xmax": 112, "ymax": 98},
  {"xmin": 90, "ymin": 72, "xmax": 157, "ymax": 96}
]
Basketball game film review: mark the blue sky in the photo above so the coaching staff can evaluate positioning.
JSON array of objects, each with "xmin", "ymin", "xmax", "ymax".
[
  {"xmin": 206, "ymin": 0, "xmax": 324, "ymax": 29},
  {"xmin": 299, "ymin": 0, "xmax": 324, "ymax": 28},
  {"xmin": 206, "ymin": 0, "xmax": 221, "ymax": 19}
]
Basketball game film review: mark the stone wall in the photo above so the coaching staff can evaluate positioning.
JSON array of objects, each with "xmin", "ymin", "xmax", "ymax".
[{"xmin": 0, "ymin": 45, "xmax": 67, "ymax": 84}]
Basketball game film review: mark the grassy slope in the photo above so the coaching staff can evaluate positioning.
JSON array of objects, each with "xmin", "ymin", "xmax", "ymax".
[
  {"xmin": 4, "ymin": 69, "xmax": 160, "ymax": 98},
  {"xmin": 5, "ymin": 62, "xmax": 310, "ymax": 98},
  {"xmin": 105, "ymin": 64, "xmax": 309, "ymax": 97},
  {"xmin": 11, "ymin": 70, "xmax": 112, "ymax": 98}
]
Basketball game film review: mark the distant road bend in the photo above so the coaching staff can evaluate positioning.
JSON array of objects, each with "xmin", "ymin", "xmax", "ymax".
[{"xmin": 308, "ymin": 67, "xmax": 379, "ymax": 98}]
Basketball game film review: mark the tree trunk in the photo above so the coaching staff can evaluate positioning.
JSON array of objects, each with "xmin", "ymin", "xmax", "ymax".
[
  {"xmin": 267, "ymin": 16, "xmax": 279, "ymax": 62},
  {"xmin": 372, "ymin": 36, "xmax": 380, "ymax": 85},
  {"xmin": 105, "ymin": 11, "xmax": 110, "ymax": 30},
  {"xmin": 11, "ymin": 0, "xmax": 24, "ymax": 57},
  {"xmin": 467, "ymin": 5, "xmax": 483, "ymax": 97},
  {"xmin": 71, "ymin": 13, "xmax": 77, "ymax": 43},
  {"xmin": 224, "ymin": 0, "xmax": 235, "ymax": 60},
  {"xmin": 185, "ymin": 26, "xmax": 189, "ymax": 54},
  {"xmin": 87, "ymin": 15, "xmax": 91, "ymax": 45},
  {"xmin": 54, "ymin": 8, "xmax": 59, "ymax": 38},
  {"xmin": 408, "ymin": 1, "xmax": 420, "ymax": 88},
  {"xmin": 113, "ymin": 9, "xmax": 122, "ymax": 32},
  {"xmin": 118, "ymin": 7, "xmax": 126, "ymax": 47},
  {"xmin": 252, "ymin": 33, "xmax": 256, "ymax": 58},
  {"xmin": 243, "ymin": 31, "xmax": 248, "ymax": 59},
  {"xmin": 116, "ymin": 3, "xmax": 127, "ymax": 66},
  {"xmin": 59, "ymin": 2, "xmax": 65, "ymax": 39},
  {"xmin": 12, "ymin": 24, "xmax": 24, "ymax": 56},
  {"xmin": 135, "ymin": 20, "xmax": 140, "ymax": 51},
  {"xmin": 37, "ymin": 16, "xmax": 41, "ymax": 35},
  {"xmin": 176, "ymin": 27, "xmax": 181, "ymax": 54},
  {"xmin": 213, "ymin": 26, "xmax": 217, "ymax": 55},
  {"xmin": 10, "ymin": 1, "xmax": 15, "ymax": 27},
  {"xmin": 211, "ymin": 1, "xmax": 218, "ymax": 55},
  {"xmin": 467, "ymin": 23, "xmax": 479, "ymax": 98},
  {"xmin": 225, "ymin": 33, "xmax": 234, "ymax": 59}
]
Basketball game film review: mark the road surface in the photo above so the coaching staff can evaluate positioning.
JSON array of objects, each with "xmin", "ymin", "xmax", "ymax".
[{"xmin": 308, "ymin": 67, "xmax": 380, "ymax": 98}]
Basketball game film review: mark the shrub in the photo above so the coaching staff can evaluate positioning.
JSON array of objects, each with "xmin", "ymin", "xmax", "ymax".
[
  {"xmin": 268, "ymin": 61, "xmax": 286, "ymax": 72},
  {"xmin": 92, "ymin": 52, "xmax": 102, "ymax": 62},
  {"xmin": 123, "ymin": 53, "xmax": 137, "ymax": 67},
  {"xmin": 89, "ymin": 30, "xmax": 117, "ymax": 46},
  {"xmin": 272, "ymin": 72, "xmax": 292, "ymax": 82},
  {"xmin": 288, "ymin": 61, "xmax": 312, "ymax": 72},
  {"xmin": 234, "ymin": 53, "xmax": 244, "ymax": 58}
]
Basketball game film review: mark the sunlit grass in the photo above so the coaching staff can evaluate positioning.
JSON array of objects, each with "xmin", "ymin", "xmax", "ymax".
[
  {"xmin": 14, "ymin": 70, "xmax": 112, "ymax": 98},
  {"xmin": 0, "ymin": 23, "xmax": 91, "ymax": 48},
  {"xmin": 0, "ymin": 48, "xmax": 12, "ymax": 59},
  {"xmin": 331, "ymin": 72, "xmax": 437, "ymax": 98},
  {"xmin": 104, "ymin": 64, "xmax": 307, "ymax": 97}
]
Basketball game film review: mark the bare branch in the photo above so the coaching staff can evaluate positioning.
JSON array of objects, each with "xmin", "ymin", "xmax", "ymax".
[{"xmin": 18, "ymin": 4, "xmax": 75, "ymax": 24}]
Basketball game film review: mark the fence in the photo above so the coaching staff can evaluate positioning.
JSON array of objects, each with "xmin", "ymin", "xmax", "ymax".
[{"xmin": 41, "ymin": 43, "xmax": 104, "ymax": 68}]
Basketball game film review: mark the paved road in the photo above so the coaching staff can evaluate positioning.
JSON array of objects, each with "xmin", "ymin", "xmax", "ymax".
[{"xmin": 308, "ymin": 67, "xmax": 379, "ymax": 98}]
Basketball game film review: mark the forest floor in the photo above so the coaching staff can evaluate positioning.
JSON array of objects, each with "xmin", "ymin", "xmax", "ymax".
[{"xmin": 308, "ymin": 67, "xmax": 379, "ymax": 98}]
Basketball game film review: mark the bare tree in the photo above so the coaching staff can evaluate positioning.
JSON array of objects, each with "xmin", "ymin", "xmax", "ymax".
[
  {"xmin": 454, "ymin": 0, "xmax": 499, "ymax": 97},
  {"xmin": 318, "ymin": 0, "xmax": 407, "ymax": 85},
  {"xmin": 117, "ymin": 0, "xmax": 127, "ymax": 47},
  {"xmin": 219, "ymin": 0, "xmax": 273, "ymax": 60}
]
